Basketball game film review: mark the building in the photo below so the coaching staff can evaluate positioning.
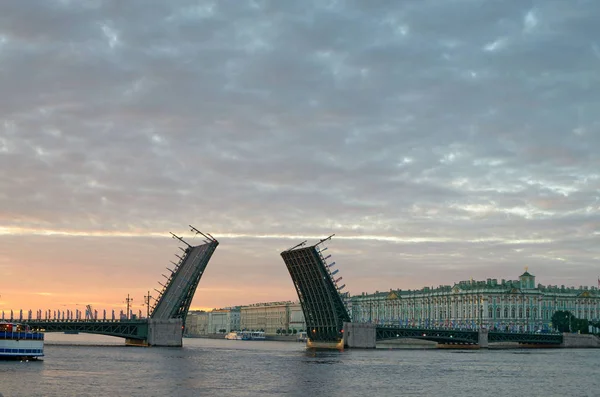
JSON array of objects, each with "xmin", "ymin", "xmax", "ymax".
[
  {"xmin": 208, "ymin": 309, "xmax": 231, "ymax": 334},
  {"xmin": 185, "ymin": 310, "xmax": 209, "ymax": 335},
  {"xmin": 350, "ymin": 270, "xmax": 600, "ymax": 332},
  {"xmin": 185, "ymin": 307, "xmax": 240, "ymax": 336},
  {"xmin": 240, "ymin": 301, "xmax": 306, "ymax": 335}
]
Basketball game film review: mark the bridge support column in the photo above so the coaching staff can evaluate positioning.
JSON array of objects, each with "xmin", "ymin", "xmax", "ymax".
[
  {"xmin": 343, "ymin": 322, "xmax": 376, "ymax": 349},
  {"xmin": 478, "ymin": 328, "xmax": 489, "ymax": 349},
  {"xmin": 147, "ymin": 318, "xmax": 183, "ymax": 347}
]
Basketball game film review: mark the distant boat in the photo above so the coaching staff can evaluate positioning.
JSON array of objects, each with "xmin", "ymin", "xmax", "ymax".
[
  {"xmin": 241, "ymin": 331, "xmax": 265, "ymax": 341},
  {"xmin": 0, "ymin": 322, "xmax": 44, "ymax": 360},
  {"xmin": 228, "ymin": 331, "xmax": 265, "ymax": 340},
  {"xmin": 225, "ymin": 332, "xmax": 243, "ymax": 340}
]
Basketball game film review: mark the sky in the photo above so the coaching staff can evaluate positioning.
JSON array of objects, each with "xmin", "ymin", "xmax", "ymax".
[{"xmin": 1, "ymin": 0, "xmax": 599, "ymax": 316}]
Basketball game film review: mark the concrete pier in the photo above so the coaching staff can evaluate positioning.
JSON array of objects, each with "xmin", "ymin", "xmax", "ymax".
[
  {"xmin": 147, "ymin": 318, "xmax": 183, "ymax": 347},
  {"xmin": 343, "ymin": 322, "xmax": 376, "ymax": 348},
  {"xmin": 478, "ymin": 328, "xmax": 489, "ymax": 348}
]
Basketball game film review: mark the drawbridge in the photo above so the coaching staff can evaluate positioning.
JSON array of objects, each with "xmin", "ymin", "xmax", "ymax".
[
  {"xmin": 280, "ymin": 236, "xmax": 350, "ymax": 348},
  {"xmin": 150, "ymin": 226, "xmax": 218, "ymax": 325},
  {"xmin": 25, "ymin": 226, "xmax": 219, "ymax": 347}
]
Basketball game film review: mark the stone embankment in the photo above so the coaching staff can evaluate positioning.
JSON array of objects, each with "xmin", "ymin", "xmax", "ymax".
[{"xmin": 562, "ymin": 333, "xmax": 600, "ymax": 348}]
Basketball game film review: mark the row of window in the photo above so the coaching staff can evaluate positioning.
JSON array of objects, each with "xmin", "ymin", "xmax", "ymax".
[
  {"xmin": 356, "ymin": 301, "xmax": 598, "ymax": 308},
  {"xmin": 0, "ymin": 348, "xmax": 43, "ymax": 354},
  {"xmin": 356, "ymin": 307, "xmax": 599, "ymax": 320},
  {"xmin": 0, "ymin": 332, "xmax": 44, "ymax": 340}
]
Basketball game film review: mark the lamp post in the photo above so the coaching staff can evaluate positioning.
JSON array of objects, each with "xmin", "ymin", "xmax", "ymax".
[
  {"xmin": 144, "ymin": 291, "xmax": 152, "ymax": 319},
  {"xmin": 125, "ymin": 294, "xmax": 133, "ymax": 320}
]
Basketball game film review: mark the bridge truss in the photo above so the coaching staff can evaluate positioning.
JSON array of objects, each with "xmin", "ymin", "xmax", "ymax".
[
  {"xmin": 281, "ymin": 236, "xmax": 350, "ymax": 344},
  {"xmin": 376, "ymin": 326, "xmax": 479, "ymax": 344},
  {"xmin": 375, "ymin": 326, "xmax": 563, "ymax": 346},
  {"xmin": 25, "ymin": 320, "xmax": 148, "ymax": 340},
  {"xmin": 150, "ymin": 226, "xmax": 219, "ymax": 325}
]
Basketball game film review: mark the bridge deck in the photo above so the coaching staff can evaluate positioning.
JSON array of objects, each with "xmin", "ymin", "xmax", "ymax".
[
  {"xmin": 23, "ymin": 320, "xmax": 149, "ymax": 340},
  {"xmin": 376, "ymin": 326, "xmax": 479, "ymax": 344},
  {"xmin": 375, "ymin": 326, "xmax": 563, "ymax": 345}
]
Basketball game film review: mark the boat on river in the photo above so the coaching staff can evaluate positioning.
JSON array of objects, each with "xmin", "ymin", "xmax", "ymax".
[
  {"xmin": 0, "ymin": 322, "xmax": 44, "ymax": 360},
  {"xmin": 225, "ymin": 331, "xmax": 243, "ymax": 340},
  {"xmin": 225, "ymin": 331, "xmax": 266, "ymax": 340}
]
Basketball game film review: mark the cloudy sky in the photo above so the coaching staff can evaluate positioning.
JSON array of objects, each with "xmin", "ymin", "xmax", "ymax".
[{"xmin": 1, "ymin": 0, "xmax": 599, "ymax": 316}]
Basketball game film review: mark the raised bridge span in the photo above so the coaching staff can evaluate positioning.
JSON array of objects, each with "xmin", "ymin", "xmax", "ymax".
[
  {"xmin": 281, "ymin": 236, "xmax": 350, "ymax": 348},
  {"xmin": 23, "ymin": 226, "xmax": 218, "ymax": 346}
]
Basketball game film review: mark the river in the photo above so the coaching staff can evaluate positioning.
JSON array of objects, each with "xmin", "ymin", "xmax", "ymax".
[{"xmin": 0, "ymin": 334, "xmax": 598, "ymax": 396}]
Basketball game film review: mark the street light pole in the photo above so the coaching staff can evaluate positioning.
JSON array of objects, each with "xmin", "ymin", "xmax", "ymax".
[
  {"xmin": 125, "ymin": 294, "xmax": 133, "ymax": 320},
  {"xmin": 144, "ymin": 291, "xmax": 152, "ymax": 319}
]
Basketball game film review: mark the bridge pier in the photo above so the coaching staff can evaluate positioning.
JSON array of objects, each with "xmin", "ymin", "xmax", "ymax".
[
  {"xmin": 343, "ymin": 322, "xmax": 376, "ymax": 349},
  {"xmin": 478, "ymin": 328, "xmax": 489, "ymax": 348},
  {"xmin": 146, "ymin": 318, "xmax": 183, "ymax": 347}
]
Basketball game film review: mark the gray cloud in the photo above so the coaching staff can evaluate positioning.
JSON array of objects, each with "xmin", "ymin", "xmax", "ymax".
[{"xmin": 1, "ymin": 0, "xmax": 599, "ymax": 304}]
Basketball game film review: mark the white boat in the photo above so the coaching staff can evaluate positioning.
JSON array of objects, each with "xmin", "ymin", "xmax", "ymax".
[
  {"xmin": 225, "ymin": 331, "xmax": 243, "ymax": 340},
  {"xmin": 0, "ymin": 322, "xmax": 44, "ymax": 360},
  {"xmin": 231, "ymin": 331, "xmax": 265, "ymax": 340},
  {"xmin": 248, "ymin": 331, "xmax": 265, "ymax": 340}
]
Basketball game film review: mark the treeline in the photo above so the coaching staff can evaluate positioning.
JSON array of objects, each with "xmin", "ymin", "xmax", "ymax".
[{"xmin": 551, "ymin": 310, "xmax": 600, "ymax": 334}]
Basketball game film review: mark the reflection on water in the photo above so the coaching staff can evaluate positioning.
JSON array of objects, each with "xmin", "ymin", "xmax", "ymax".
[{"xmin": 0, "ymin": 336, "xmax": 598, "ymax": 397}]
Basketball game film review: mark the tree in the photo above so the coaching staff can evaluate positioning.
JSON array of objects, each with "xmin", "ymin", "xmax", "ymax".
[
  {"xmin": 573, "ymin": 318, "xmax": 590, "ymax": 334},
  {"xmin": 551, "ymin": 311, "xmax": 573, "ymax": 333},
  {"xmin": 551, "ymin": 311, "xmax": 589, "ymax": 334}
]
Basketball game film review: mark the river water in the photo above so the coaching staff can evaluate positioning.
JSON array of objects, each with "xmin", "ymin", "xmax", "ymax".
[{"xmin": 0, "ymin": 334, "xmax": 598, "ymax": 397}]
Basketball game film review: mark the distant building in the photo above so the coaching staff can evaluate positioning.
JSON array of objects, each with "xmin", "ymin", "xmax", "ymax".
[
  {"xmin": 185, "ymin": 307, "xmax": 241, "ymax": 335},
  {"xmin": 350, "ymin": 270, "xmax": 600, "ymax": 332},
  {"xmin": 185, "ymin": 310, "xmax": 209, "ymax": 335},
  {"xmin": 240, "ymin": 301, "xmax": 306, "ymax": 335}
]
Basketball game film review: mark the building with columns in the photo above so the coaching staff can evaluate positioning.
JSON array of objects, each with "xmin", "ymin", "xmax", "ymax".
[
  {"xmin": 240, "ymin": 301, "xmax": 306, "ymax": 334},
  {"xmin": 349, "ymin": 270, "xmax": 600, "ymax": 332},
  {"xmin": 185, "ymin": 303, "xmax": 305, "ymax": 336},
  {"xmin": 185, "ymin": 307, "xmax": 240, "ymax": 336}
]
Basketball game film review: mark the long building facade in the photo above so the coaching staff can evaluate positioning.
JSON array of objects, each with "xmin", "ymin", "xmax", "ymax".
[
  {"xmin": 185, "ymin": 307, "xmax": 240, "ymax": 335},
  {"xmin": 240, "ymin": 301, "xmax": 305, "ymax": 334},
  {"xmin": 185, "ymin": 302, "xmax": 305, "ymax": 336},
  {"xmin": 350, "ymin": 270, "xmax": 600, "ymax": 332}
]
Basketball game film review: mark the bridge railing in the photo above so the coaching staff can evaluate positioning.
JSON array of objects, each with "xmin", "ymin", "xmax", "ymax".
[{"xmin": 11, "ymin": 318, "xmax": 148, "ymax": 323}]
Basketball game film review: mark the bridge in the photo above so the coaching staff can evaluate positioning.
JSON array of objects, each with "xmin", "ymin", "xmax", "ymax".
[
  {"xmin": 280, "ymin": 236, "xmax": 350, "ymax": 348},
  {"xmin": 21, "ymin": 226, "xmax": 219, "ymax": 347},
  {"xmin": 375, "ymin": 326, "xmax": 564, "ymax": 346},
  {"xmin": 281, "ymin": 237, "xmax": 566, "ymax": 349}
]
